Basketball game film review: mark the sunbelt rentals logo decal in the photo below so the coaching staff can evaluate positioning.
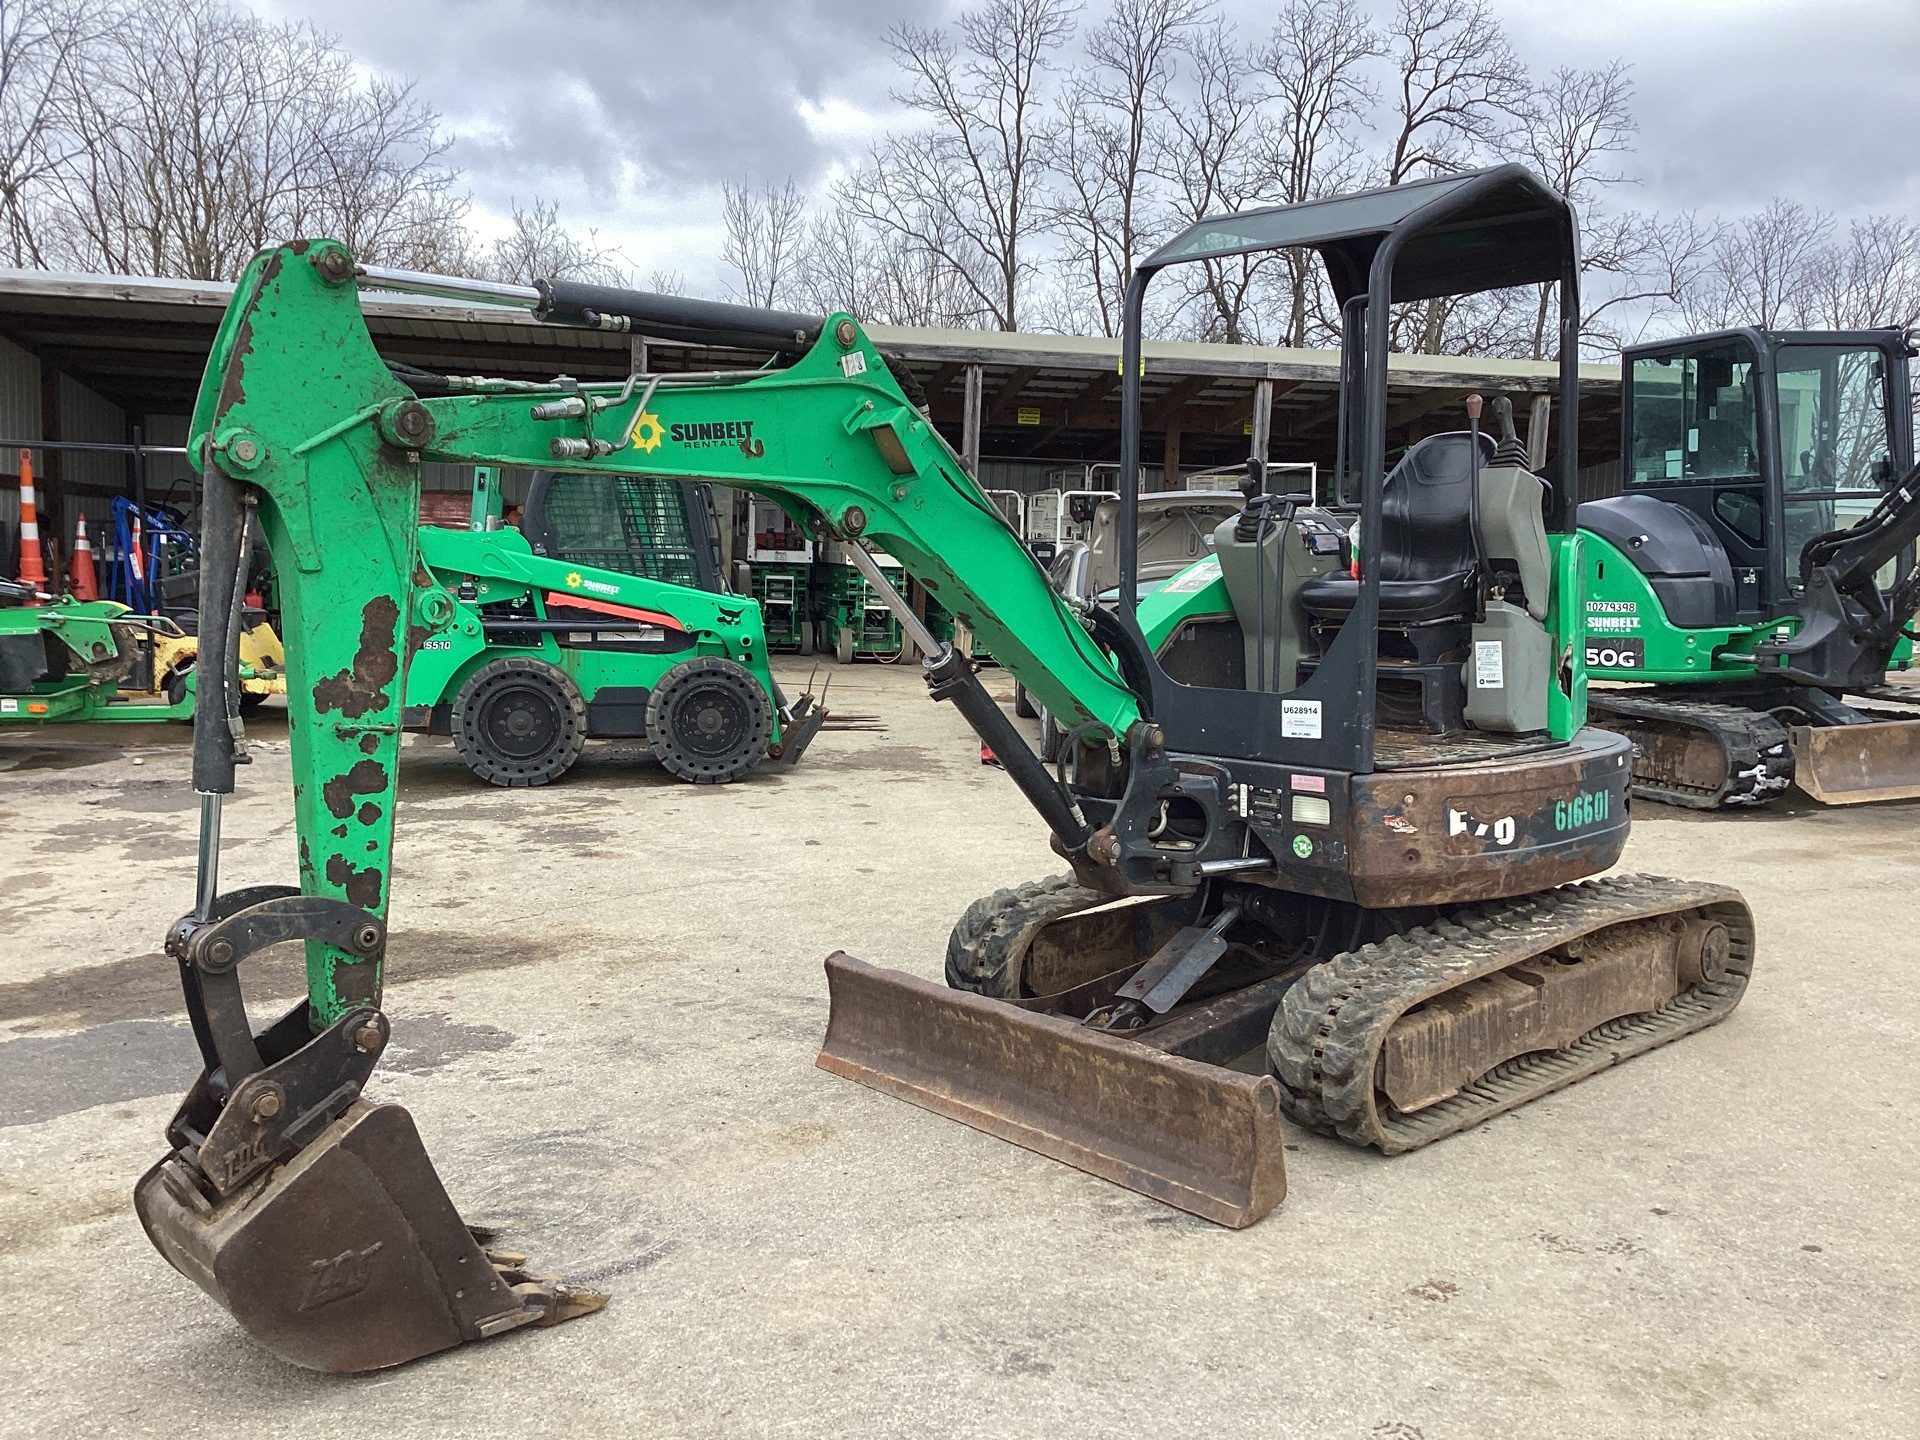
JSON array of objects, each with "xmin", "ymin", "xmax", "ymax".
[
  {"xmin": 563, "ymin": 571, "xmax": 621, "ymax": 597},
  {"xmin": 630, "ymin": 411, "xmax": 666, "ymax": 452},
  {"xmin": 631, "ymin": 410, "xmax": 767, "ymax": 459}
]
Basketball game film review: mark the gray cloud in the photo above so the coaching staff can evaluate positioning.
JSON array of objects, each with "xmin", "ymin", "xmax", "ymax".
[
  {"xmin": 1494, "ymin": 0, "xmax": 1920, "ymax": 218},
  {"xmin": 256, "ymin": 0, "xmax": 940, "ymax": 279},
  {"xmin": 256, "ymin": 0, "xmax": 1920, "ymax": 289}
]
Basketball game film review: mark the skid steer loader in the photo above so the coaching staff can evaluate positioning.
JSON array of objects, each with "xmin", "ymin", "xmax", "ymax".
[
  {"xmin": 141, "ymin": 165, "xmax": 1751, "ymax": 1373},
  {"xmin": 1576, "ymin": 327, "xmax": 1920, "ymax": 805},
  {"xmin": 404, "ymin": 465, "xmax": 822, "ymax": 786}
]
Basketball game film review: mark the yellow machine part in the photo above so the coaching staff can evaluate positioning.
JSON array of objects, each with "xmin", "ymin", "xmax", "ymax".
[{"xmin": 236, "ymin": 620, "xmax": 287, "ymax": 697}]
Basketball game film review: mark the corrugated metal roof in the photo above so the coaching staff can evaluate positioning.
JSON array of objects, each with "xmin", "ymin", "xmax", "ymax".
[{"xmin": 0, "ymin": 267, "xmax": 1621, "ymax": 471}]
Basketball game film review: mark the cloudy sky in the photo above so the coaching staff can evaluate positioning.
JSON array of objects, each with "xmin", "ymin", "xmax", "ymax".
[{"xmin": 254, "ymin": 0, "xmax": 1920, "ymax": 294}]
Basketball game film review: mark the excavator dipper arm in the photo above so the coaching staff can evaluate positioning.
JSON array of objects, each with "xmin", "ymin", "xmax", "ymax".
[{"xmin": 139, "ymin": 241, "xmax": 1153, "ymax": 1370}]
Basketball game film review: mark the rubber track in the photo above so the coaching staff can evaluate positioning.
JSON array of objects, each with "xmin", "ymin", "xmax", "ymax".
[
  {"xmin": 946, "ymin": 874, "xmax": 1105, "ymax": 998},
  {"xmin": 1588, "ymin": 695, "xmax": 1792, "ymax": 808},
  {"xmin": 1268, "ymin": 874, "xmax": 1753, "ymax": 1153}
]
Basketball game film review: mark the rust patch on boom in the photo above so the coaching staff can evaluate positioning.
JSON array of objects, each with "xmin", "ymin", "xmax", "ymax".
[
  {"xmin": 324, "ymin": 854, "xmax": 384, "ymax": 910},
  {"xmin": 313, "ymin": 597, "xmax": 401, "ymax": 719},
  {"xmin": 321, "ymin": 759, "xmax": 390, "ymax": 820}
]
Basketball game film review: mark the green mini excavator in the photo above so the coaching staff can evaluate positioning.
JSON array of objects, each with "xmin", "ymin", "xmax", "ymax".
[
  {"xmin": 1579, "ymin": 327, "xmax": 1920, "ymax": 806},
  {"xmin": 141, "ymin": 166, "xmax": 1753, "ymax": 1374}
]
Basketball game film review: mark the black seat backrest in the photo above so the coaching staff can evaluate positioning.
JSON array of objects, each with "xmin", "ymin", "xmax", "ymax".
[{"xmin": 1375, "ymin": 431, "xmax": 1494, "ymax": 582}]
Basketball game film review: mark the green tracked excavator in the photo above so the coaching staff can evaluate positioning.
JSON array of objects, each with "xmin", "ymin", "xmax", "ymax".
[
  {"xmin": 1577, "ymin": 327, "xmax": 1920, "ymax": 806},
  {"xmin": 141, "ymin": 164, "xmax": 1753, "ymax": 1374}
]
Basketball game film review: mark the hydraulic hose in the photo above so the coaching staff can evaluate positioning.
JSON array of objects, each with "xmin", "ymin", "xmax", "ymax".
[
  {"xmin": 533, "ymin": 280, "xmax": 822, "ymax": 352},
  {"xmin": 192, "ymin": 464, "xmax": 245, "ymax": 796}
]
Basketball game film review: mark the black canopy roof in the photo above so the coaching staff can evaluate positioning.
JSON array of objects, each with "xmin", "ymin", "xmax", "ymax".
[{"xmin": 1143, "ymin": 164, "xmax": 1576, "ymax": 305}]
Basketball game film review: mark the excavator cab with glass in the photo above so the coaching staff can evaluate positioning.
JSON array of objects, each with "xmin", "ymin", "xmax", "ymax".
[{"xmin": 1582, "ymin": 327, "xmax": 1920, "ymax": 805}]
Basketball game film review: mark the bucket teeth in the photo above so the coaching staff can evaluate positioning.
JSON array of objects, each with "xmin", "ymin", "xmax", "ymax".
[
  {"xmin": 136, "ymin": 1099, "xmax": 607, "ymax": 1372},
  {"xmin": 512, "ymin": 1281, "xmax": 611, "ymax": 1326}
]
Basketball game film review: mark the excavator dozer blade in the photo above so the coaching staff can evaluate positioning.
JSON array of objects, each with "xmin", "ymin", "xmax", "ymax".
[
  {"xmin": 135, "ymin": 1100, "xmax": 605, "ymax": 1373},
  {"xmin": 1789, "ymin": 718, "xmax": 1920, "ymax": 804},
  {"xmin": 816, "ymin": 953, "xmax": 1287, "ymax": 1228}
]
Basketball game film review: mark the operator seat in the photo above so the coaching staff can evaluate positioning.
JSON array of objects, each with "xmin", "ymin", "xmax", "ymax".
[{"xmin": 1297, "ymin": 430, "xmax": 1495, "ymax": 625}]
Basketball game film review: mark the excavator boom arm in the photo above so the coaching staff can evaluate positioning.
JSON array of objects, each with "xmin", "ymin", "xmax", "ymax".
[{"xmin": 186, "ymin": 243, "xmax": 1145, "ymax": 1027}]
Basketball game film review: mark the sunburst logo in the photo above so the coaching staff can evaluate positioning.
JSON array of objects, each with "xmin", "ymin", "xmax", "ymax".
[
  {"xmin": 565, "ymin": 571, "xmax": 583, "ymax": 588},
  {"xmin": 631, "ymin": 411, "xmax": 665, "ymax": 452}
]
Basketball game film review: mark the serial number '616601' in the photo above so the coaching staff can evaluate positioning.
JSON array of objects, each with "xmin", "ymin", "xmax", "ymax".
[{"xmin": 1555, "ymin": 789, "xmax": 1610, "ymax": 831}]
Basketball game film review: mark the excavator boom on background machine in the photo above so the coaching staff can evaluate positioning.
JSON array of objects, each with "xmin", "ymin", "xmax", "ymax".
[{"xmin": 141, "ymin": 167, "xmax": 1753, "ymax": 1373}]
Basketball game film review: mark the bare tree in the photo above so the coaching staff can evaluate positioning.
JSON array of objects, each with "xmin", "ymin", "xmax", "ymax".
[
  {"xmin": 1582, "ymin": 208, "xmax": 1721, "ymax": 352},
  {"xmin": 1150, "ymin": 19, "xmax": 1276, "ymax": 343},
  {"xmin": 1512, "ymin": 60, "xmax": 1636, "ymax": 357},
  {"xmin": 0, "ymin": 0, "xmax": 106, "ymax": 267},
  {"xmin": 288, "ymin": 74, "xmax": 468, "ymax": 271},
  {"xmin": 1679, "ymin": 198, "xmax": 1833, "ymax": 332},
  {"xmin": 1257, "ymin": 0, "xmax": 1381, "ymax": 346},
  {"xmin": 40, "ymin": 0, "xmax": 466, "ymax": 280},
  {"xmin": 1380, "ymin": 0, "xmax": 1527, "ymax": 185},
  {"xmin": 480, "ymin": 197, "xmax": 626, "ymax": 286},
  {"xmin": 1378, "ymin": 0, "xmax": 1528, "ymax": 352},
  {"xmin": 852, "ymin": 0, "xmax": 1077, "ymax": 331},
  {"xmin": 1809, "ymin": 215, "xmax": 1920, "ymax": 332},
  {"xmin": 721, "ymin": 178, "xmax": 807, "ymax": 307},
  {"xmin": 1046, "ymin": 0, "xmax": 1206, "ymax": 336},
  {"xmin": 798, "ymin": 183, "xmax": 978, "ymax": 326}
]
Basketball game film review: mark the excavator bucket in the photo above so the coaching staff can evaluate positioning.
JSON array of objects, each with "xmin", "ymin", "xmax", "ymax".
[
  {"xmin": 1789, "ymin": 717, "xmax": 1920, "ymax": 804},
  {"xmin": 816, "ymin": 954, "xmax": 1288, "ymax": 1228},
  {"xmin": 136, "ymin": 1100, "xmax": 604, "ymax": 1373}
]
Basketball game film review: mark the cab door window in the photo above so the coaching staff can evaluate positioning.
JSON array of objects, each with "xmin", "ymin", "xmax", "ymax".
[
  {"xmin": 1628, "ymin": 342, "xmax": 1760, "ymax": 486},
  {"xmin": 1774, "ymin": 344, "xmax": 1897, "ymax": 585}
]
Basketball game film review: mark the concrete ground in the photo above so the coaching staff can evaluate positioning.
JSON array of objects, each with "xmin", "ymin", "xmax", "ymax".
[{"xmin": 1, "ymin": 657, "xmax": 1915, "ymax": 1439}]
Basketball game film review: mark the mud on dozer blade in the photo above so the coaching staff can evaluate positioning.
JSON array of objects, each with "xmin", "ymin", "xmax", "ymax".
[
  {"xmin": 817, "ymin": 167, "xmax": 1762, "ymax": 1224},
  {"xmin": 1788, "ymin": 714, "xmax": 1920, "ymax": 804}
]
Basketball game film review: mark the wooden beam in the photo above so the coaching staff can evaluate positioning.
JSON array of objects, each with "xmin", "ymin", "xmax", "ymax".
[
  {"xmin": 1249, "ymin": 378, "xmax": 1272, "ymax": 463},
  {"xmin": 1064, "ymin": 369, "xmax": 1121, "ymax": 428},
  {"xmin": 986, "ymin": 366, "xmax": 1041, "ymax": 422},
  {"xmin": 922, "ymin": 361, "xmax": 967, "ymax": 402},
  {"xmin": 1146, "ymin": 373, "xmax": 1213, "ymax": 431},
  {"xmin": 961, "ymin": 364, "xmax": 984, "ymax": 476},
  {"xmin": 1388, "ymin": 386, "xmax": 1477, "ymax": 432}
]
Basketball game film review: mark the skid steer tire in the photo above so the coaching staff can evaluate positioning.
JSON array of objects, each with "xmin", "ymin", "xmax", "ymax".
[
  {"xmin": 452, "ymin": 656, "xmax": 588, "ymax": 787},
  {"xmin": 1038, "ymin": 708, "xmax": 1062, "ymax": 764},
  {"xmin": 645, "ymin": 656, "xmax": 771, "ymax": 785},
  {"xmin": 945, "ymin": 874, "xmax": 1105, "ymax": 999},
  {"xmin": 1013, "ymin": 682, "xmax": 1037, "ymax": 719}
]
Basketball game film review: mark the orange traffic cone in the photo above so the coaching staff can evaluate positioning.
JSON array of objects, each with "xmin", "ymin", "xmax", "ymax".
[
  {"xmin": 15, "ymin": 448, "xmax": 46, "ymax": 600},
  {"xmin": 70, "ymin": 514, "xmax": 98, "ymax": 600}
]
